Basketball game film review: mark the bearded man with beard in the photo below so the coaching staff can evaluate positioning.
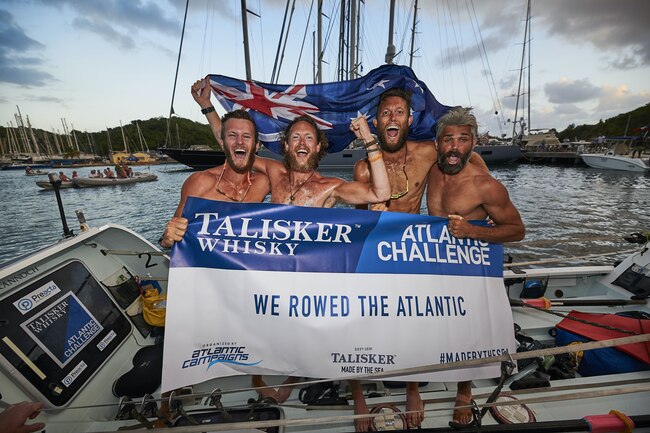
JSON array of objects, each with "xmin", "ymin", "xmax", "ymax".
[
  {"xmin": 350, "ymin": 89, "xmax": 490, "ymax": 432},
  {"xmin": 253, "ymin": 115, "xmax": 390, "ymax": 207},
  {"xmin": 427, "ymin": 107, "xmax": 524, "ymax": 426},
  {"xmin": 159, "ymin": 108, "xmax": 271, "ymax": 248}
]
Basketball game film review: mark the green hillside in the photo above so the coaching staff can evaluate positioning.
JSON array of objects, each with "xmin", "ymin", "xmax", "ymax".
[
  {"xmin": 1, "ymin": 116, "xmax": 217, "ymax": 158},
  {"xmin": 3, "ymin": 103, "xmax": 649, "ymax": 157},
  {"xmin": 557, "ymin": 103, "xmax": 650, "ymax": 142}
]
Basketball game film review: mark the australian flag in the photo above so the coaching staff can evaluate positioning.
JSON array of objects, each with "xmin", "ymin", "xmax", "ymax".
[{"xmin": 208, "ymin": 64, "xmax": 451, "ymax": 154}]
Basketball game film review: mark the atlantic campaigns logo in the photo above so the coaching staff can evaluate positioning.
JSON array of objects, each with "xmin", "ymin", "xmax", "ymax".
[{"xmin": 181, "ymin": 345, "xmax": 262, "ymax": 370}]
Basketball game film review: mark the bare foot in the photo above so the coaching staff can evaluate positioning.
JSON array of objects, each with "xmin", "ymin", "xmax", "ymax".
[
  {"xmin": 276, "ymin": 376, "xmax": 299, "ymax": 403},
  {"xmin": 453, "ymin": 381, "xmax": 473, "ymax": 425},
  {"xmin": 405, "ymin": 382, "xmax": 424, "ymax": 428},
  {"xmin": 251, "ymin": 375, "xmax": 278, "ymax": 401},
  {"xmin": 350, "ymin": 380, "xmax": 371, "ymax": 432}
]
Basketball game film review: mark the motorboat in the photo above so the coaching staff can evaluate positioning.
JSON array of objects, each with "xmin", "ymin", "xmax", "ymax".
[
  {"xmin": 581, "ymin": 140, "xmax": 649, "ymax": 172},
  {"xmin": 1, "ymin": 192, "xmax": 649, "ymax": 432},
  {"xmin": 72, "ymin": 172, "xmax": 158, "ymax": 188}
]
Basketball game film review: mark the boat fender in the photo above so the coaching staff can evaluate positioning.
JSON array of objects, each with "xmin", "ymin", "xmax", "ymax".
[
  {"xmin": 519, "ymin": 280, "xmax": 546, "ymax": 298},
  {"xmin": 489, "ymin": 395, "xmax": 536, "ymax": 424},
  {"xmin": 369, "ymin": 404, "xmax": 407, "ymax": 431},
  {"xmin": 584, "ymin": 410, "xmax": 634, "ymax": 433},
  {"xmin": 112, "ymin": 343, "xmax": 164, "ymax": 398}
]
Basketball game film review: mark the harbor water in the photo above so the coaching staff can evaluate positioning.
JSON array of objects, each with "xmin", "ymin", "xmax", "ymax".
[{"xmin": 1, "ymin": 163, "xmax": 649, "ymax": 266}]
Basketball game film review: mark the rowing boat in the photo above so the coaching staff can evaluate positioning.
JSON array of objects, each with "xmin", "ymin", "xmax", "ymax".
[
  {"xmin": 72, "ymin": 172, "xmax": 158, "ymax": 188},
  {"xmin": 0, "ymin": 203, "xmax": 648, "ymax": 432}
]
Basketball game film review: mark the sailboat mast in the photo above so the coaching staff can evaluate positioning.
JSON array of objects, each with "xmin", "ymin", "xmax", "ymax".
[
  {"xmin": 165, "ymin": 0, "xmax": 189, "ymax": 148},
  {"xmin": 317, "ymin": 0, "xmax": 323, "ymax": 83},
  {"xmin": 527, "ymin": 0, "xmax": 531, "ymax": 133},
  {"xmin": 241, "ymin": 0, "xmax": 252, "ymax": 80},
  {"xmin": 338, "ymin": 1, "xmax": 346, "ymax": 80},
  {"xmin": 70, "ymin": 123, "xmax": 81, "ymax": 152},
  {"xmin": 119, "ymin": 121, "xmax": 129, "ymax": 153},
  {"xmin": 512, "ymin": 0, "xmax": 531, "ymax": 140},
  {"xmin": 385, "ymin": 0, "xmax": 396, "ymax": 64},
  {"xmin": 349, "ymin": 0, "xmax": 357, "ymax": 77},
  {"xmin": 409, "ymin": 0, "xmax": 419, "ymax": 68},
  {"xmin": 26, "ymin": 115, "xmax": 41, "ymax": 155}
]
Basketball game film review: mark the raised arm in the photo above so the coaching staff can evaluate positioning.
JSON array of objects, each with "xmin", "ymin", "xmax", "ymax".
[
  {"xmin": 331, "ymin": 116, "xmax": 391, "ymax": 204},
  {"xmin": 192, "ymin": 78, "xmax": 223, "ymax": 148}
]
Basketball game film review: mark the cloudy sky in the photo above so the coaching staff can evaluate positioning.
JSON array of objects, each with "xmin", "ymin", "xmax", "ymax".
[{"xmin": 1, "ymin": 0, "xmax": 648, "ymax": 140}]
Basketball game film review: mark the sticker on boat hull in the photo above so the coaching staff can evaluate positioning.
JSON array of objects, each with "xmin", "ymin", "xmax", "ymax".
[
  {"xmin": 13, "ymin": 280, "xmax": 61, "ymax": 314},
  {"xmin": 62, "ymin": 360, "xmax": 87, "ymax": 387}
]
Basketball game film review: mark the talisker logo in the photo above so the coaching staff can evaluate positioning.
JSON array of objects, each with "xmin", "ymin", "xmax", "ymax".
[
  {"xmin": 13, "ymin": 281, "xmax": 61, "ymax": 315},
  {"xmin": 181, "ymin": 346, "xmax": 261, "ymax": 370}
]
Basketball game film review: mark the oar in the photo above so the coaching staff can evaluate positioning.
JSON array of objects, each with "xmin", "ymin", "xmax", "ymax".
[
  {"xmin": 408, "ymin": 414, "xmax": 650, "ymax": 433},
  {"xmin": 510, "ymin": 297, "xmax": 647, "ymax": 309}
]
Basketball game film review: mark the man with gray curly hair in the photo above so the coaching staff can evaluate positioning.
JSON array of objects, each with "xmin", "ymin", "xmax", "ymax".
[{"xmin": 427, "ymin": 106, "xmax": 525, "ymax": 425}]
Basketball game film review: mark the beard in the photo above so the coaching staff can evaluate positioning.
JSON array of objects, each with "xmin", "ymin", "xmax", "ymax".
[
  {"xmin": 283, "ymin": 151, "xmax": 320, "ymax": 172},
  {"xmin": 225, "ymin": 149, "xmax": 255, "ymax": 174},
  {"xmin": 438, "ymin": 149, "xmax": 472, "ymax": 174},
  {"xmin": 376, "ymin": 127, "xmax": 409, "ymax": 153}
]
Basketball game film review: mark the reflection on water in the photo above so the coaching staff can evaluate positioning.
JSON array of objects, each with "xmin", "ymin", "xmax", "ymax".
[{"xmin": 1, "ymin": 164, "xmax": 648, "ymax": 265}]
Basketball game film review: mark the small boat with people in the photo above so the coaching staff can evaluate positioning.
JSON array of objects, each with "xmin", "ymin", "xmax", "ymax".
[
  {"xmin": 72, "ymin": 171, "xmax": 158, "ymax": 188},
  {"xmin": 24, "ymin": 169, "xmax": 49, "ymax": 176},
  {"xmin": 581, "ymin": 137, "xmax": 649, "ymax": 172},
  {"xmin": 1, "ymin": 184, "xmax": 649, "ymax": 432}
]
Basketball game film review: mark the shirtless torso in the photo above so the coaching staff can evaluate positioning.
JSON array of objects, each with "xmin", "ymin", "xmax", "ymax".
[
  {"xmin": 426, "ymin": 137, "xmax": 524, "ymax": 242},
  {"xmin": 425, "ymin": 118, "xmax": 524, "ymax": 425},
  {"xmin": 354, "ymin": 140, "xmax": 436, "ymax": 213}
]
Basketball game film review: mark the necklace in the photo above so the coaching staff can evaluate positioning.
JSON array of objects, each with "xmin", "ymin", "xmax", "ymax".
[
  {"xmin": 289, "ymin": 170, "xmax": 316, "ymax": 204},
  {"xmin": 215, "ymin": 165, "xmax": 252, "ymax": 202},
  {"xmin": 389, "ymin": 145, "xmax": 409, "ymax": 199}
]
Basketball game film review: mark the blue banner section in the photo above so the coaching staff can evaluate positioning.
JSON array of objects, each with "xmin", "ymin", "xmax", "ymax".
[
  {"xmin": 172, "ymin": 197, "xmax": 503, "ymax": 278},
  {"xmin": 209, "ymin": 64, "xmax": 451, "ymax": 153}
]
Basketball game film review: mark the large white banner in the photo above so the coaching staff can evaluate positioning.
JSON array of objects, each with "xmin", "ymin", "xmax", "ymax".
[{"xmin": 162, "ymin": 198, "xmax": 515, "ymax": 392}]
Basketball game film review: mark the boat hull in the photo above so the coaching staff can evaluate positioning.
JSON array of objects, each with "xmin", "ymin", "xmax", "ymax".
[
  {"xmin": 475, "ymin": 144, "xmax": 522, "ymax": 164},
  {"xmin": 581, "ymin": 154, "xmax": 649, "ymax": 172},
  {"xmin": 2, "ymin": 223, "xmax": 649, "ymax": 432},
  {"xmin": 72, "ymin": 173, "xmax": 158, "ymax": 188},
  {"xmin": 159, "ymin": 147, "xmax": 226, "ymax": 170},
  {"xmin": 36, "ymin": 180, "xmax": 74, "ymax": 190}
]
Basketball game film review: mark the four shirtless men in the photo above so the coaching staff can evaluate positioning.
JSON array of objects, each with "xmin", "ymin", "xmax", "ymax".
[{"xmin": 161, "ymin": 79, "xmax": 524, "ymax": 431}]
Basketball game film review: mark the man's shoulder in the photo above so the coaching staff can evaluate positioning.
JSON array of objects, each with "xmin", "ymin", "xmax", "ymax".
[
  {"xmin": 407, "ymin": 140, "xmax": 437, "ymax": 157},
  {"xmin": 183, "ymin": 167, "xmax": 220, "ymax": 188},
  {"xmin": 352, "ymin": 158, "xmax": 369, "ymax": 181},
  {"xmin": 318, "ymin": 173, "xmax": 346, "ymax": 187}
]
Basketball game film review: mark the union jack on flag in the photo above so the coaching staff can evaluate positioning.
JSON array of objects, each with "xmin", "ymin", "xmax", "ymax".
[{"xmin": 208, "ymin": 64, "xmax": 451, "ymax": 154}]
